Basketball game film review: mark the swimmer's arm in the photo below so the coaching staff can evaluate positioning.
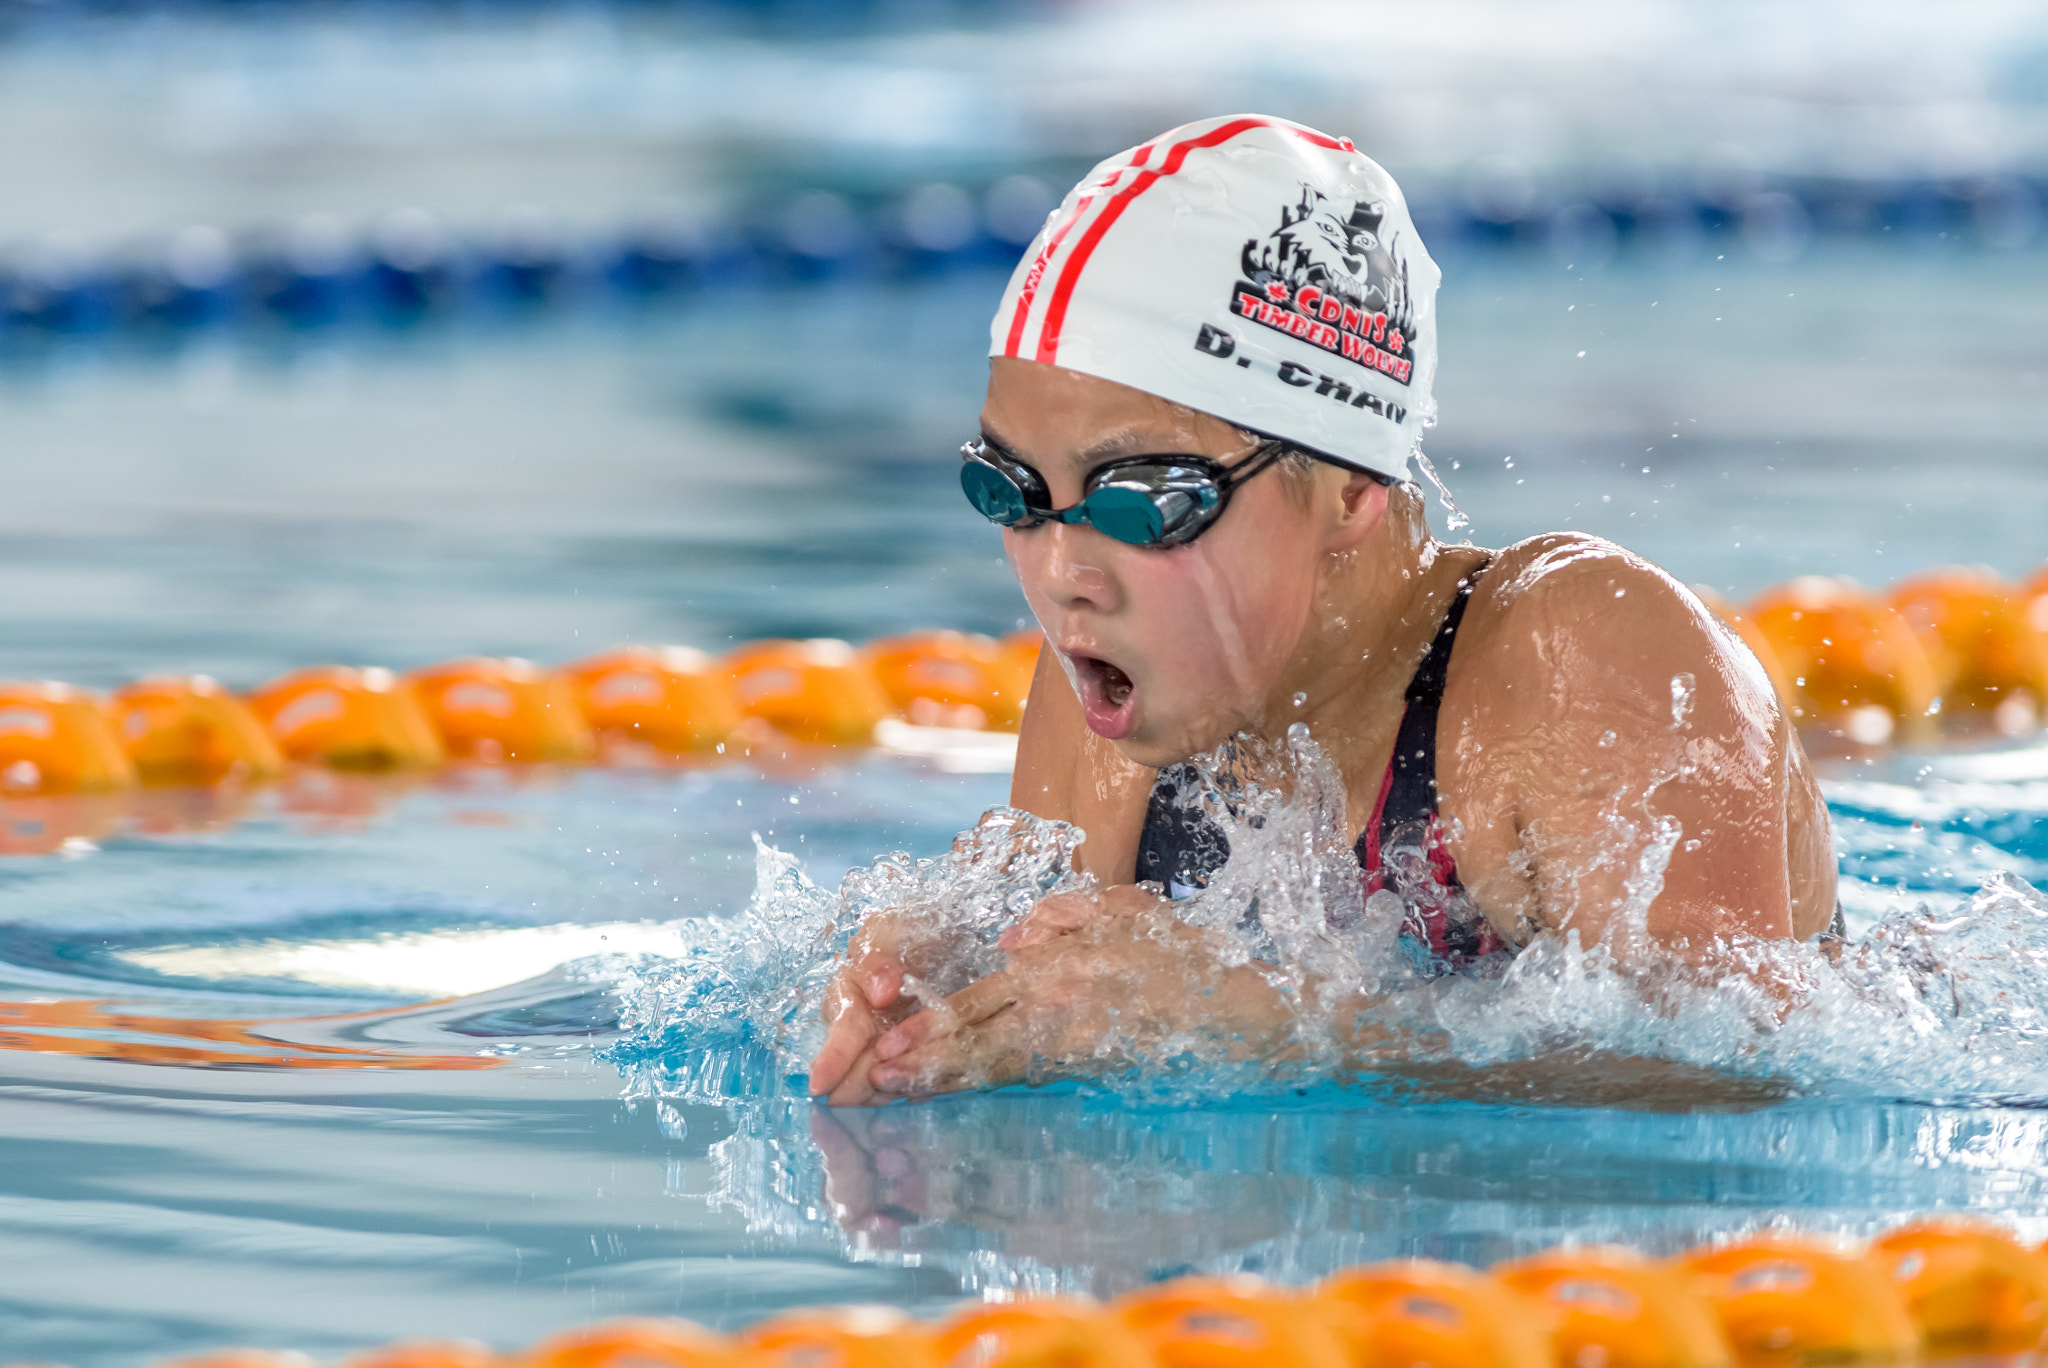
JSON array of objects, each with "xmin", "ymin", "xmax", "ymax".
[{"xmin": 1449, "ymin": 539, "xmax": 1833, "ymax": 957}]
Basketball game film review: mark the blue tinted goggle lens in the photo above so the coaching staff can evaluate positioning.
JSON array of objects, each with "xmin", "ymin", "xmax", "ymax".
[
  {"xmin": 1079, "ymin": 486, "xmax": 1169, "ymax": 545},
  {"xmin": 960, "ymin": 460, "xmax": 1031, "ymax": 525}
]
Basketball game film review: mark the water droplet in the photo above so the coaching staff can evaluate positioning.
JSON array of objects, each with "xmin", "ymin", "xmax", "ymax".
[
  {"xmin": 1670, "ymin": 672, "xmax": 1696, "ymax": 728},
  {"xmin": 1292, "ymin": 692, "xmax": 1307, "ymax": 707},
  {"xmin": 1598, "ymin": 730, "xmax": 1618, "ymax": 747},
  {"xmin": 1412, "ymin": 450, "xmax": 1471, "ymax": 532}
]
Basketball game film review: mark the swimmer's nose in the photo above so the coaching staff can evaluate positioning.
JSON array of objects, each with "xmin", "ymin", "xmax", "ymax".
[{"xmin": 1024, "ymin": 523, "xmax": 1123, "ymax": 616}]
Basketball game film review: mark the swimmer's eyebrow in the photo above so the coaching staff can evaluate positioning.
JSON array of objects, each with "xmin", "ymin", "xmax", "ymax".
[
  {"xmin": 1071, "ymin": 430, "xmax": 1151, "ymax": 466},
  {"xmin": 977, "ymin": 426, "xmax": 1027, "ymax": 464},
  {"xmin": 976, "ymin": 425, "xmax": 1159, "ymax": 472}
]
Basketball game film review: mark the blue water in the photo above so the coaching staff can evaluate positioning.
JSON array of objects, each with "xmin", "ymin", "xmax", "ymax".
[{"xmin": 0, "ymin": 247, "xmax": 2045, "ymax": 1364}]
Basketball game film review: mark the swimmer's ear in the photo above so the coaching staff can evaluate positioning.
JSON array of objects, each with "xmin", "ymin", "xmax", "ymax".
[{"xmin": 1323, "ymin": 470, "xmax": 1390, "ymax": 553}]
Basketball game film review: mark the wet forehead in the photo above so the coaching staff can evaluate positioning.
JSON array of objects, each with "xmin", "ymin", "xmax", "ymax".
[
  {"xmin": 982, "ymin": 422, "xmax": 1259, "ymax": 482},
  {"xmin": 981, "ymin": 356, "xmax": 1248, "ymax": 475}
]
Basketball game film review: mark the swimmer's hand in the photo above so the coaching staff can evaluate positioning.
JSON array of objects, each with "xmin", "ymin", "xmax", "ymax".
[
  {"xmin": 860, "ymin": 899, "xmax": 1295, "ymax": 1102},
  {"xmin": 809, "ymin": 909, "xmax": 930, "ymax": 1106},
  {"xmin": 994, "ymin": 883, "xmax": 1161, "ymax": 950},
  {"xmin": 809, "ymin": 884, "xmax": 1158, "ymax": 1106}
]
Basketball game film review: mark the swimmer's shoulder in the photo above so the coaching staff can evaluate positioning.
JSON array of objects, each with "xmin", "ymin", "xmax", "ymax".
[
  {"xmin": 1452, "ymin": 531, "xmax": 1787, "ymax": 739},
  {"xmin": 1446, "ymin": 538, "xmax": 1834, "ymax": 941}
]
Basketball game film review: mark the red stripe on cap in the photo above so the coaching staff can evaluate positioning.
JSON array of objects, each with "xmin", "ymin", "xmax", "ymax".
[
  {"xmin": 1000, "ymin": 141, "xmax": 1159, "ymax": 359},
  {"xmin": 1032, "ymin": 118, "xmax": 1352, "ymax": 364}
]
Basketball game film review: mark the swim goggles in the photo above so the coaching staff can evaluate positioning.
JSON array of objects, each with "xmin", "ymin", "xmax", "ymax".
[{"xmin": 958, "ymin": 436, "xmax": 1295, "ymax": 548}]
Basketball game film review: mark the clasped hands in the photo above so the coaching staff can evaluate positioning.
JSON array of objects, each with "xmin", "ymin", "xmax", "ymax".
[{"xmin": 806, "ymin": 883, "xmax": 1284, "ymax": 1107}]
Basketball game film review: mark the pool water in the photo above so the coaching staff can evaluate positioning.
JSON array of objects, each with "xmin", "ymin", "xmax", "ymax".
[{"xmin": 3, "ymin": 250, "xmax": 2048, "ymax": 1365}]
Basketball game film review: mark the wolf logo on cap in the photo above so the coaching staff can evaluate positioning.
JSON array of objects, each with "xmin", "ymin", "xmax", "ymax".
[{"xmin": 1241, "ymin": 185, "xmax": 1417, "ymax": 342}]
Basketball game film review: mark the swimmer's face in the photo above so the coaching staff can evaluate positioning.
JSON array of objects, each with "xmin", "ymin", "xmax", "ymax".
[{"xmin": 981, "ymin": 356, "xmax": 1385, "ymax": 767}]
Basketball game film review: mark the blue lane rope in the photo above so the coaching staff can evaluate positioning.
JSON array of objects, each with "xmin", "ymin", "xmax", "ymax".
[{"xmin": 2, "ymin": 172, "xmax": 2040, "ymax": 344}]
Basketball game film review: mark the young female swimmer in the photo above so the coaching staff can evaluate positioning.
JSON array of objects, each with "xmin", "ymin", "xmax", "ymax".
[{"xmin": 808, "ymin": 115, "xmax": 1837, "ymax": 1106}]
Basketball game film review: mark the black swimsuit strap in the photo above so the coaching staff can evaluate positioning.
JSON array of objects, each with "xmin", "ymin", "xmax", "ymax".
[{"xmin": 1375, "ymin": 558, "xmax": 1492, "ymax": 856}]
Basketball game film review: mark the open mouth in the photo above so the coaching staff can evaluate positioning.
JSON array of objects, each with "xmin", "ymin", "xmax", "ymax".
[{"xmin": 1068, "ymin": 652, "xmax": 1138, "ymax": 741}]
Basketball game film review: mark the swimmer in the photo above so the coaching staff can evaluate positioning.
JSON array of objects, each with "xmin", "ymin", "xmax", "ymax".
[{"xmin": 808, "ymin": 115, "xmax": 1837, "ymax": 1106}]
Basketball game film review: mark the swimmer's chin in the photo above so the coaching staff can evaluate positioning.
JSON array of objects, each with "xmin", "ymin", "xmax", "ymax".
[{"xmin": 1107, "ymin": 718, "xmax": 1236, "ymax": 771}]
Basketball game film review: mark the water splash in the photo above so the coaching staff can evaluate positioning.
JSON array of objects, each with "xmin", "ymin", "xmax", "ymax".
[
  {"xmin": 611, "ymin": 729, "xmax": 2048, "ymax": 1112},
  {"xmin": 1411, "ymin": 450, "xmax": 1471, "ymax": 535},
  {"xmin": 610, "ymin": 806, "xmax": 1087, "ymax": 1106}
]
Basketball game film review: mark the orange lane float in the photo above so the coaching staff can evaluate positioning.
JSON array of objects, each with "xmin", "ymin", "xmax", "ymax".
[
  {"xmin": 403, "ymin": 657, "xmax": 595, "ymax": 764},
  {"xmin": 1496, "ymin": 1245, "xmax": 1734, "ymax": 1368},
  {"xmin": 524, "ymin": 1317, "xmax": 745, "ymax": 1368},
  {"xmin": 723, "ymin": 639, "xmax": 895, "ymax": 746},
  {"xmin": 1870, "ymin": 1219, "xmax": 2048, "ymax": 1357},
  {"xmin": 1115, "ymin": 1275, "xmax": 1353, "ymax": 1368},
  {"xmin": 100, "ymin": 1216, "xmax": 2048, "ymax": 1368},
  {"xmin": 1320, "ymin": 1259, "xmax": 1554, "ymax": 1368},
  {"xmin": 741, "ymin": 1306, "xmax": 938, "ymax": 1368},
  {"xmin": 863, "ymin": 629, "xmax": 1024, "ymax": 730},
  {"xmin": 7, "ymin": 558, "xmax": 2048, "ymax": 853},
  {"xmin": 110, "ymin": 675, "xmax": 285, "ymax": 785},
  {"xmin": 246, "ymin": 666, "xmax": 446, "ymax": 771},
  {"xmin": 1745, "ymin": 577, "xmax": 1940, "ymax": 746},
  {"xmin": 1886, "ymin": 569, "xmax": 2048, "ymax": 733},
  {"xmin": 0, "ymin": 680, "xmax": 137, "ymax": 795},
  {"xmin": 1680, "ymin": 1234, "xmax": 1921, "ymax": 1368},
  {"xmin": 933, "ymin": 1298, "xmax": 1155, "ymax": 1368},
  {"xmin": 562, "ymin": 646, "xmax": 740, "ymax": 756}
]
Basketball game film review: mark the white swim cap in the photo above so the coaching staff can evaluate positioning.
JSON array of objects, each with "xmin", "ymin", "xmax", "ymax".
[{"xmin": 990, "ymin": 114, "xmax": 1439, "ymax": 482}]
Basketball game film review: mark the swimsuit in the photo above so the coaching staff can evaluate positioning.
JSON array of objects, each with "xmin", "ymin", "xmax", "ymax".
[{"xmin": 1137, "ymin": 559, "xmax": 1507, "ymax": 974}]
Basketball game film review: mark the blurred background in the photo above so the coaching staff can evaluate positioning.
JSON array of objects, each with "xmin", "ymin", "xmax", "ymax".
[{"xmin": 1, "ymin": 0, "xmax": 2044, "ymax": 686}]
